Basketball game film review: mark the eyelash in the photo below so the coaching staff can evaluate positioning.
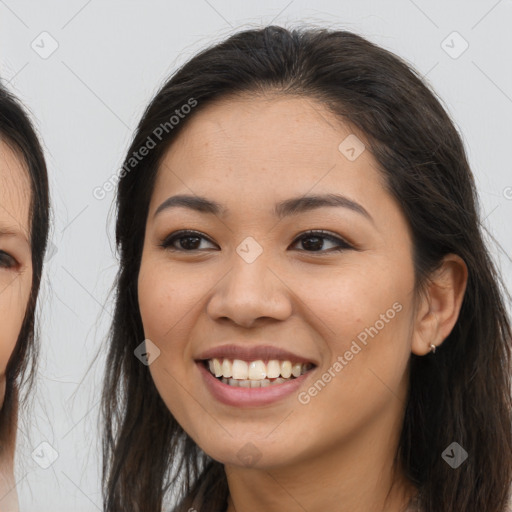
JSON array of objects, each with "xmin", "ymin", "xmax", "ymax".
[
  {"xmin": 0, "ymin": 250, "xmax": 17, "ymax": 269},
  {"xmin": 159, "ymin": 229, "xmax": 353, "ymax": 254}
]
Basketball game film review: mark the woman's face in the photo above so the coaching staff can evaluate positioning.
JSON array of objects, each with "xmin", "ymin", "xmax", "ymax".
[
  {"xmin": 0, "ymin": 142, "xmax": 32, "ymax": 410},
  {"xmin": 138, "ymin": 95, "xmax": 423, "ymax": 469}
]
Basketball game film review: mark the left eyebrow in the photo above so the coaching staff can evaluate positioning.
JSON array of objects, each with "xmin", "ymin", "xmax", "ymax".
[
  {"xmin": 0, "ymin": 226, "xmax": 29, "ymax": 243},
  {"xmin": 273, "ymin": 193, "xmax": 374, "ymax": 224},
  {"xmin": 154, "ymin": 193, "xmax": 374, "ymax": 224}
]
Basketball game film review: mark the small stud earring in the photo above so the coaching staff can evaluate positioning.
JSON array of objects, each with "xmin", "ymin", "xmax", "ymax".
[{"xmin": 430, "ymin": 343, "xmax": 436, "ymax": 354}]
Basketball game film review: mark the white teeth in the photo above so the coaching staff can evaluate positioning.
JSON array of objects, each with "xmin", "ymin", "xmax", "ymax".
[
  {"xmin": 213, "ymin": 359, "xmax": 222, "ymax": 377},
  {"xmin": 232, "ymin": 359, "xmax": 249, "ymax": 379},
  {"xmin": 280, "ymin": 361, "xmax": 292, "ymax": 379},
  {"xmin": 221, "ymin": 359, "xmax": 232, "ymax": 378},
  {"xmin": 206, "ymin": 358, "xmax": 314, "ymax": 381},
  {"xmin": 266, "ymin": 360, "xmax": 281, "ymax": 378},
  {"xmin": 220, "ymin": 376, "xmax": 299, "ymax": 388},
  {"xmin": 248, "ymin": 360, "xmax": 266, "ymax": 380},
  {"xmin": 291, "ymin": 362, "xmax": 302, "ymax": 378}
]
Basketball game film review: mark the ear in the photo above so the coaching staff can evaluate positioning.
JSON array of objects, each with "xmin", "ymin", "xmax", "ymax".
[{"xmin": 411, "ymin": 254, "xmax": 468, "ymax": 356}]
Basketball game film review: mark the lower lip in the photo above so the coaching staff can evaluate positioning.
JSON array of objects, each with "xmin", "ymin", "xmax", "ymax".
[{"xmin": 197, "ymin": 362, "xmax": 314, "ymax": 407}]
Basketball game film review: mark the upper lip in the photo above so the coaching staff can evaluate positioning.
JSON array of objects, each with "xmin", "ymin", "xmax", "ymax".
[{"xmin": 195, "ymin": 344, "xmax": 317, "ymax": 365}]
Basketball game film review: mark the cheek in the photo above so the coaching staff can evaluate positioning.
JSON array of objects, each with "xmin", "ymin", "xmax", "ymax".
[
  {"xmin": 137, "ymin": 261, "xmax": 206, "ymax": 438},
  {"xmin": 137, "ymin": 258, "xmax": 213, "ymax": 391},
  {"xmin": 311, "ymin": 259, "xmax": 410, "ymax": 338},
  {"xmin": 0, "ymin": 272, "xmax": 32, "ymax": 383},
  {"xmin": 311, "ymin": 259, "xmax": 414, "ymax": 392},
  {"xmin": 137, "ymin": 260, "xmax": 201, "ymax": 344},
  {"xmin": 294, "ymin": 291, "xmax": 412, "ymax": 448}
]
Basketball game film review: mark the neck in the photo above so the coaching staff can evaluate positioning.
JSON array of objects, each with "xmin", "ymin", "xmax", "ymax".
[{"xmin": 224, "ymin": 387, "xmax": 417, "ymax": 512}]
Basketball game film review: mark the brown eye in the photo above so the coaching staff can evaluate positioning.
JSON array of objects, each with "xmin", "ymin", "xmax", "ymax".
[
  {"xmin": 290, "ymin": 230, "xmax": 353, "ymax": 253},
  {"xmin": 0, "ymin": 250, "xmax": 17, "ymax": 269},
  {"xmin": 160, "ymin": 230, "xmax": 217, "ymax": 252},
  {"xmin": 159, "ymin": 229, "xmax": 354, "ymax": 254}
]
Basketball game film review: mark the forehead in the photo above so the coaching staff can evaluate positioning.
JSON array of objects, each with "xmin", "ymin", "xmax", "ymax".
[
  {"xmin": 0, "ymin": 140, "xmax": 31, "ymax": 238},
  {"xmin": 151, "ymin": 95, "xmax": 386, "ymax": 207}
]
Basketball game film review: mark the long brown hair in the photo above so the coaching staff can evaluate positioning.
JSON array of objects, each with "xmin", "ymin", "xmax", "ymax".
[
  {"xmin": 102, "ymin": 26, "xmax": 512, "ymax": 511},
  {"xmin": 0, "ymin": 83, "xmax": 50, "ymax": 454}
]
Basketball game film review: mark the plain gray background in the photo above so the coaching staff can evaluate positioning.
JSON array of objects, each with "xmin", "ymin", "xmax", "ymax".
[{"xmin": 1, "ymin": 1, "xmax": 511, "ymax": 510}]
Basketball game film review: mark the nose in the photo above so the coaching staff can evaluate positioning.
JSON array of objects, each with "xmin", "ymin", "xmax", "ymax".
[{"xmin": 206, "ymin": 251, "xmax": 293, "ymax": 329}]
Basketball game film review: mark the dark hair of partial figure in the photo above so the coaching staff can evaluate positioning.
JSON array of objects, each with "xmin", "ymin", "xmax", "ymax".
[{"xmin": 0, "ymin": 82, "xmax": 50, "ymax": 453}]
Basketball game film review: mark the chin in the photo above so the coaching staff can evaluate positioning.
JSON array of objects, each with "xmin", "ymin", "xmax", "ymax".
[{"xmin": 196, "ymin": 435, "xmax": 301, "ymax": 471}]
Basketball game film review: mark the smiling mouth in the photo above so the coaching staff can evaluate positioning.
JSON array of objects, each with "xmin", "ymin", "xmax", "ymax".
[{"xmin": 201, "ymin": 358, "xmax": 316, "ymax": 388}]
